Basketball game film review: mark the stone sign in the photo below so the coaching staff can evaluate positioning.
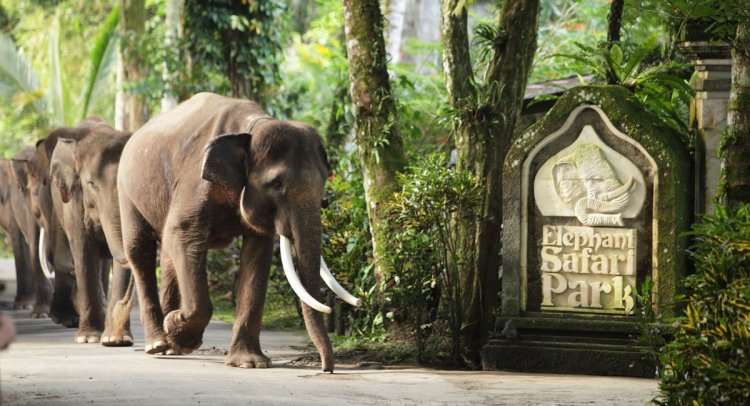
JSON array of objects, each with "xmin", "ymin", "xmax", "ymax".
[{"xmin": 483, "ymin": 86, "xmax": 693, "ymax": 377}]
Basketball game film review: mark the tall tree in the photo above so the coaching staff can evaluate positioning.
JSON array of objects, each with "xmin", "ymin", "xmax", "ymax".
[
  {"xmin": 119, "ymin": 0, "xmax": 147, "ymax": 131},
  {"xmin": 342, "ymin": 0, "xmax": 407, "ymax": 278},
  {"xmin": 606, "ymin": 0, "xmax": 625, "ymax": 84},
  {"xmin": 161, "ymin": 0, "xmax": 183, "ymax": 112},
  {"xmin": 183, "ymin": 0, "xmax": 285, "ymax": 106},
  {"xmin": 441, "ymin": 0, "xmax": 540, "ymax": 363}
]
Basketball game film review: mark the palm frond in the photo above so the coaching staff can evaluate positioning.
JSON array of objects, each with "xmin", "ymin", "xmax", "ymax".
[
  {"xmin": 0, "ymin": 32, "xmax": 45, "ymax": 114},
  {"xmin": 47, "ymin": 18, "xmax": 72, "ymax": 126},
  {"xmin": 80, "ymin": 5, "xmax": 120, "ymax": 120}
]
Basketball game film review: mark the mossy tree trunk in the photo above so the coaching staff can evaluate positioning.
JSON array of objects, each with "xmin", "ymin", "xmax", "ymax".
[
  {"xmin": 119, "ymin": 0, "xmax": 147, "ymax": 131},
  {"xmin": 722, "ymin": 23, "xmax": 750, "ymax": 208},
  {"xmin": 441, "ymin": 0, "xmax": 540, "ymax": 365},
  {"xmin": 606, "ymin": 0, "xmax": 625, "ymax": 84},
  {"xmin": 343, "ymin": 0, "xmax": 407, "ymax": 278}
]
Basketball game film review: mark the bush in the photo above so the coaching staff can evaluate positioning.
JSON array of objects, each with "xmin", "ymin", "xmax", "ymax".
[
  {"xmin": 384, "ymin": 153, "xmax": 481, "ymax": 364},
  {"xmin": 657, "ymin": 205, "xmax": 750, "ymax": 404}
]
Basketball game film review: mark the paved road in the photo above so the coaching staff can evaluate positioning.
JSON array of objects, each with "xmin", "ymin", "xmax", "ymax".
[{"xmin": 0, "ymin": 308, "xmax": 658, "ymax": 405}]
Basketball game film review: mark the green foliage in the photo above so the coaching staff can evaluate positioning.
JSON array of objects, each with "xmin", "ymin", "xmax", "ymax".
[
  {"xmin": 384, "ymin": 153, "xmax": 482, "ymax": 364},
  {"xmin": 183, "ymin": 0, "xmax": 286, "ymax": 107},
  {"xmin": 558, "ymin": 34, "xmax": 693, "ymax": 137},
  {"xmin": 657, "ymin": 205, "xmax": 750, "ymax": 404},
  {"xmin": 658, "ymin": 0, "xmax": 747, "ymax": 43},
  {"xmin": 321, "ymin": 150, "xmax": 380, "ymax": 336}
]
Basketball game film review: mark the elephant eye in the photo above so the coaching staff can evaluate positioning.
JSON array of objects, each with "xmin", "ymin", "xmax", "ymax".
[
  {"xmin": 267, "ymin": 179, "xmax": 283, "ymax": 190},
  {"xmin": 87, "ymin": 180, "xmax": 97, "ymax": 188}
]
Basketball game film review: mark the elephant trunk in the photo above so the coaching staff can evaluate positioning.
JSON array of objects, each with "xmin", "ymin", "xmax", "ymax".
[{"xmin": 290, "ymin": 212, "xmax": 334, "ymax": 372}]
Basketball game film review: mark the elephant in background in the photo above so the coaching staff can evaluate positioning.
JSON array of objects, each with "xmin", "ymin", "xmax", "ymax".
[
  {"xmin": 0, "ymin": 148, "xmax": 53, "ymax": 315},
  {"xmin": 50, "ymin": 128, "xmax": 135, "ymax": 346},
  {"xmin": 118, "ymin": 93, "xmax": 359, "ymax": 371},
  {"xmin": 24, "ymin": 118, "xmax": 129, "ymax": 344}
]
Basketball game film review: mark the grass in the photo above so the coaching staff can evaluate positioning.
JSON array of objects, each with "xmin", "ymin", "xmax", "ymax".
[{"xmin": 210, "ymin": 289, "xmax": 304, "ymax": 332}]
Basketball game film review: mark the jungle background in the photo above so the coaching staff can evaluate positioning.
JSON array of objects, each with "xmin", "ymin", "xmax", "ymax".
[{"xmin": 0, "ymin": 0, "xmax": 748, "ymax": 403}]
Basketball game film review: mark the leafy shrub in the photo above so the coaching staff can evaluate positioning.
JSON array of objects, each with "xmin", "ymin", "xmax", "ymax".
[
  {"xmin": 384, "ymin": 153, "xmax": 481, "ymax": 364},
  {"xmin": 657, "ymin": 204, "xmax": 750, "ymax": 404}
]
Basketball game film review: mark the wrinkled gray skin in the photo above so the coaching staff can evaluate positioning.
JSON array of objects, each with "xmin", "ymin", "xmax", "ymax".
[
  {"xmin": 118, "ymin": 93, "xmax": 334, "ymax": 371},
  {"xmin": 50, "ymin": 128, "xmax": 135, "ymax": 346},
  {"xmin": 0, "ymin": 148, "xmax": 53, "ymax": 316},
  {"xmin": 25, "ymin": 118, "xmax": 126, "ymax": 344}
]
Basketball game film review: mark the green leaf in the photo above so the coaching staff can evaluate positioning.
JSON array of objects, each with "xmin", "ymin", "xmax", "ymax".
[
  {"xmin": 80, "ymin": 4, "xmax": 120, "ymax": 121},
  {"xmin": 610, "ymin": 44, "xmax": 624, "ymax": 67},
  {"xmin": 47, "ymin": 18, "xmax": 69, "ymax": 126},
  {"xmin": 0, "ymin": 31, "xmax": 45, "ymax": 114}
]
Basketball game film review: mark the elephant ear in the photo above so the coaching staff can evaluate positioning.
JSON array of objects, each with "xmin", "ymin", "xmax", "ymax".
[
  {"xmin": 49, "ymin": 138, "xmax": 79, "ymax": 204},
  {"xmin": 553, "ymin": 160, "xmax": 584, "ymax": 208},
  {"xmin": 9, "ymin": 158, "xmax": 30, "ymax": 195},
  {"xmin": 201, "ymin": 133, "xmax": 251, "ymax": 193}
]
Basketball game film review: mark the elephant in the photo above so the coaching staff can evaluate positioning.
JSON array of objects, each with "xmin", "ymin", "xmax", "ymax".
[
  {"xmin": 0, "ymin": 148, "xmax": 53, "ymax": 315},
  {"xmin": 117, "ymin": 92, "xmax": 359, "ymax": 372},
  {"xmin": 25, "ymin": 118, "xmax": 131, "ymax": 344},
  {"xmin": 49, "ymin": 127, "xmax": 135, "ymax": 346},
  {"xmin": 553, "ymin": 143, "xmax": 635, "ymax": 227}
]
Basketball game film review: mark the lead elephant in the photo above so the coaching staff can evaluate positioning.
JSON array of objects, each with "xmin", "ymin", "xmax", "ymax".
[
  {"xmin": 26, "ymin": 119, "xmax": 130, "ymax": 344},
  {"xmin": 0, "ymin": 149, "xmax": 52, "ymax": 315},
  {"xmin": 118, "ymin": 92, "xmax": 359, "ymax": 371}
]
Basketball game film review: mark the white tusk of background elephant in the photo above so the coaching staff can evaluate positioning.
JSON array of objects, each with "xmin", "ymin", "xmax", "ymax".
[
  {"xmin": 39, "ymin": 228, "xmax": 54, "ymax": 279},
  {"xmin": 279, "ymin": 236, "xmax": 361, "ymax": 314}
]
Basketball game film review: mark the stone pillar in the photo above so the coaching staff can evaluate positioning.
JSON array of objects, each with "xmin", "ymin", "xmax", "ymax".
[{"xmin": 679, "ymin": 42, "xmax": 732, "ymax": 213}]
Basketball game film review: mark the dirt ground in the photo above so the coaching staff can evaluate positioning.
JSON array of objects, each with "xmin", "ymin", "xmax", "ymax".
[{"xmin": 0, "ymin": 308, "xmax": 659, "ymax": 405}]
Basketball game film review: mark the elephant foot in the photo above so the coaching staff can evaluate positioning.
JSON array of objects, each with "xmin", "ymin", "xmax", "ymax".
[
  {"xmin": 163, "ymin": 310, "xmax": 203, "ymax": 355},
  {"xmin": 101, "ymin": 300, "xmax": 133, "ymax": 347},
  {"xmin": 100, "ymin": 331, "xmax": 134, "ymax": 347},
  {"xmin": 225, "ymin": 350, "xmax": 272, "ymax": 369},
  {"xmin": 75, "ymin": 327, "xmax": 102, "ymax": 344},
  {"xmin": 14, "ymin": 297, "xmax": 34, "ymax": 310},
  {"xmin": 50, "ymin": 296, "xmax": 79, "ymax": 328},
  {"xmin": 31, "ymin": 304, "xmax": 50, "ymax": 319},
  {"xmin": 145, "ymin": 340, "xmax": 170, "ymax": 354}
]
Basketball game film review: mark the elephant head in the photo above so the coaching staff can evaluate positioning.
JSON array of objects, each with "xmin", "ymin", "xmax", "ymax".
[
  {"xmin": 553, "ymin": 144, "xmax": 635, "ymax": 227},
  {"xmin": 49, "ymin": 128, "xmax": 131, "ymax": 264},
  {"xmin": 200, "ymin": 117, "xmax": 359, "ymax": 371}
]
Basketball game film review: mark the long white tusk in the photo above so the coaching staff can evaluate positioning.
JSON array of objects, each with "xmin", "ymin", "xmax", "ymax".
[
  {"xmin": 39, "ymin": 228, "xmax": 54, "ymax": 279},
  {"xmin": 320, "ymin": 258, "xmax": 361, "ymax": 307},
  {"xmin": 279, "ymin": 236, "xmax": 331, "ymax": 314}
]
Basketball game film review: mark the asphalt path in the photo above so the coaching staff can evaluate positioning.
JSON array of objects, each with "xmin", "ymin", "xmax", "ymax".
[{"xmin": 0, "ymin": 308, "xmax": 659, "ymax": 405}]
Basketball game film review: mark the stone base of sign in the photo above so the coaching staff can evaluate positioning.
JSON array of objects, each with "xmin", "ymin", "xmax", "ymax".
[{"xmin": 482, "ymin": 315, "xmax": 655, "ymax": 377}]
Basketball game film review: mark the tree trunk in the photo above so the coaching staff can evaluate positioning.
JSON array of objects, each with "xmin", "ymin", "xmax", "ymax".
[
  {"xmin": 606, "ymin": 0, "xmax": 625, "ymax": 84},
  {"xmin": 119, "ymin": 0, "xmax": 147, "ymax": 131},
  {"xmin": 161, "ymin": 0, "xmax": 183, "ymax": 112},
  {"xmin": 343, "ymin": 0, "xmax": 407, "ymax": 279},
  {"xmin": 722, "ymin": 23, "xmax": 750, "ymax": 208},
  {"xmin": 441, "ymin": 0, "xmax": 540, "ymax": 365},
  {"xmin": 385, "ymin": 0, "xmax": 407, "ymax": 64}
]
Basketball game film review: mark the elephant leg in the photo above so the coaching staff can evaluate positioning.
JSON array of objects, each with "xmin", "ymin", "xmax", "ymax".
[
  {"xmin": 11, "ymin": 230, "xmax": 34, "ymax": 310},
  {"xmin": 70, "ymin": 235, "xmax": 105, "ymax": 344},
  {"xmin": 50, "ymin": 272, "xmax": 79, "ymax": 327},
  {"xmin": 49, "ymin": 229, "xmax": 79, "ymax": 327},
  {"xmin": 159, "ymin": 251, "xmax": 180, "ymax": 316},
  {"xmin": 101, "ymin": 262, "xmax": 134, "ymax": 347},
  {"xmin": 225, "ymin": 232, "xmax": 273, "ymax": 369},
  {"xmin": 160, "ymin": 217, "xmax": 212, "ymax": 355},
  {"xmin": 29, "ymin": 230, "xmax": 52, "ymax": 318},
  {"xmin": 121, "ymin": 198, "xmax": 167, "ymax": 354},
  {"xmin": 157, "ymin": 251, "xmax": 183, "ymax": 355}
]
